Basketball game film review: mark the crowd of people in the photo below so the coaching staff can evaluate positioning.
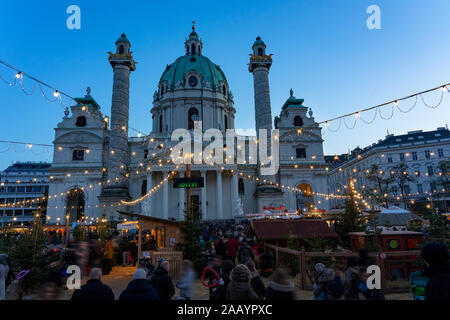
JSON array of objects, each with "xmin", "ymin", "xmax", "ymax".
[{"xmin": 0, "ymin": 218, "xmax": 449, "ymax": 301}]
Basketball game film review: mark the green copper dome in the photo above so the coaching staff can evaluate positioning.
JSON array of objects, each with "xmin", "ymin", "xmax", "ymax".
[{"xmin": 159, "ymin": 54, "xmax": 227, "ymax": 90}]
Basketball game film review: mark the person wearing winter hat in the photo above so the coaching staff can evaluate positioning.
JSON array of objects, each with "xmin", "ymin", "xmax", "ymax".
[
  {"xmin": 150, "ymin": 260, "xmax": 175, "ymax": 300},
  {"xmin": 118, "ymin": 268, "xmax": 159, "ymax": 300},
  {"xmin": 225, "ymin": 264, "xmax": 259, "ymax": 300},
  {"xmin": 313, "ymin": 263, "xmax": 345, "ymax": 300},
  {"xmin": 421, "ymin": 242, "xmax": 450, "ymax": 300}
]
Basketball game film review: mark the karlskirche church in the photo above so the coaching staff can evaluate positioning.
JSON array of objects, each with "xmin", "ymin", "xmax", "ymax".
[{"xmin": 46, "ymin": 26, "xmax": 329, "ymax": 224}]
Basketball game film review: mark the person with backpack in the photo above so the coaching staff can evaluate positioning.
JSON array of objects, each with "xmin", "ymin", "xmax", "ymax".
[
  {"xmin": 237, "ymin": 240, "xmax": 255, "ymax": 264},
  {"xmin": 313, "ymin": 263, "xmax": 345, "ymax": 300}
]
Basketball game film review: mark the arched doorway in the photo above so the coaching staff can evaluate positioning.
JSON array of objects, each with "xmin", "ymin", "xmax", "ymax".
[
  {"xmin": 296, "ymin": 183, "xmax": 314, "ymax": 212},
  {"xmin": 66, "ymin": 188, "xmax": 85, "ymax": 223}
]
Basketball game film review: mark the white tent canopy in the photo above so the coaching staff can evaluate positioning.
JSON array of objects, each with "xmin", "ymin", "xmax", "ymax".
[{"xmin": 379, "ymin": 206, "xmax": 412, "ymax": 214}]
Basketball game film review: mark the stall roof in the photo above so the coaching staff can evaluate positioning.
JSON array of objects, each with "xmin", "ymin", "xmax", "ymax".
[
  {"xmin": 117, "ymin": 211, "xmax": 180, "ymax": 225},
  {"xmin": 376, "ymin": 212, "xmax": 424, "ymax": 226},
  {"xmin": 249, "ymin": 219, "xmax": 338, "ymax": 240}
]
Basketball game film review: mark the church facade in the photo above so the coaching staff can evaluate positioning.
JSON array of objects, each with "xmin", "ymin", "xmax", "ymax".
[{"xmin": 46, "ymin": 27, "xmax": 329, "ymax": 224}]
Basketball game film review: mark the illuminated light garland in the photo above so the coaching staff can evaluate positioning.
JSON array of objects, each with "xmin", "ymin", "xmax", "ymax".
[
  {"xmin": 284, "ymin": 83, "xmax": 449, "ymax": 137},
  {"xmin": 0, "ymin": 60, "xmax": 146, "ymax": 137},
  {"xmin": 120, "ymin": 166, "xmax": 180, "ymax": 206}
]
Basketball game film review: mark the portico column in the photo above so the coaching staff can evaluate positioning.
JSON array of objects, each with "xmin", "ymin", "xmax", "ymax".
[
  {"xmin": 144, "ymin": 172, "xmax": 152, "ymax": 215},
  {"xmin": 162, "ymin": 171, "xmax": 169, "ymax": 219},
  {"xmin": 216, "ymin": 169, "xmax": 223, "ymax": 220},
  {"xmin": 178, "ymin": 171, "xmax": 185, "ymax": 221},
  {"xmin": 232, "ymin": 173, "xmax": 239, "ymax": 218},
  {"xmin": 201, "ymin": 170, "xmax": 207, "ymax": 220}
]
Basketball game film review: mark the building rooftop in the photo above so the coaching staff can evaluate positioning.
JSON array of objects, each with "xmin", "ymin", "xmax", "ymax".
[{"xmin": 2, "ymin": 162, "xmax": 51, "ymax": 173}]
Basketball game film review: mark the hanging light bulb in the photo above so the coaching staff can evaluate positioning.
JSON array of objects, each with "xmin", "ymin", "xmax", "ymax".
[
  {"xmin": 15, "ymin": 72, "xmax": 22, "ymax": 79},
  {"xmin": 53, "ymin": 90, "xmax": 60, "ymax": 97},
  {"xmin": 443, "ymin": 85, "xmax": 449, "ymax": 93}
]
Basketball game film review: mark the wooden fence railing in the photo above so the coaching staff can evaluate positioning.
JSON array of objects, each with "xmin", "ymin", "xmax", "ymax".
[
  {"xmin": 148, "ymin": 251, "xmax": 183, "ymax": 281},
  {"xmin": 264, "ymin": 243, "xmax": 423, "ymax": 291}
]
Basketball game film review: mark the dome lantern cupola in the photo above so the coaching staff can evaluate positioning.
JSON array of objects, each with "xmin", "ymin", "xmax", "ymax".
[
  {"xmin": 115, "ymin": 33, "xmax": 131, "ymax": 55},
  {"xmin": 185, "ymin": 21, "xmax": 203, "ymax": 56},
  {"xmin": 252, "ymin": 36, "xmax": 267, "ymax": 57}
]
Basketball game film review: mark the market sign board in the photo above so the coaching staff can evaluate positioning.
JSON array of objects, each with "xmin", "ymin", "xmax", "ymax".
[{"xmin": 173, "ymin": 177, "xmax": 204, "ymax": 189}]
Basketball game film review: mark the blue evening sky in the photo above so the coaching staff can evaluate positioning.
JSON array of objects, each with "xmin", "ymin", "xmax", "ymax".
[{"xmin": 1, "ymin": 0, "xmax": 449, "ymax": 169}]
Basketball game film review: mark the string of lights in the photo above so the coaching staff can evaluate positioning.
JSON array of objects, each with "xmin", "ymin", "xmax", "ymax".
[{"xmin": 0, "ymin": 60, "xmax": 147, "ymax": 137}]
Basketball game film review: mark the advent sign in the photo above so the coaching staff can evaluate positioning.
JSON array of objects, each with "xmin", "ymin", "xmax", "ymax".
[{"xmin": 173, "ymin": 177, "xmax": 204, "ymax": 189}]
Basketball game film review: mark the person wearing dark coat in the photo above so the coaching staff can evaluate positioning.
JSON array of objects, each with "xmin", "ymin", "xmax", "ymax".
[
  {"xmin": 129, "ymin": 238, "xmax": 138, "ymax": 266},
  {"xmin": 149, "ymin": 260, "xmax": 175, "ymax": 300},
  {"xmin": 119, "ymin": 268, "xmax": 159, "ymax": 300},
  {"xmin": 421, "ymin": 242, "xmax": 450, "ymax": 300},
  {"xmin": 71, "ymin": 268, "xmax": 115, "ymax": 301},
  {"xmin": 215, "ymin": 238, "xmax": 228, "ymax": 260},
  {"xmin": 225, "ymin": 264, "xmax": 259, "ymax": 300},
  {"xmin": 237, "ymin": 241, "xmax": 255, "ymax": 264},
  {"xmin": 265, "ymin": 269, "xmax": 295, "ymax": 300}
]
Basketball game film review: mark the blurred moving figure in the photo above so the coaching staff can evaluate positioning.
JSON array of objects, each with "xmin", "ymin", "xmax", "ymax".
[
  {"xmin": 39, "ymin": 281, "xmax": 59, "ymax": 300},
  {"xmin": 71, "ymin": 267, "xmax": 115, "ymax": 301},
  {"xmin": 119, "ymin": 268, "xmax": 159, "ymax": 301},
  {"xmin": 0, "ymin": 253, "xmax": 9, "ymax": 300},
  {"xmin": 245, "ymin": 259, "xmax": 266, "ymax": 299},
  {"xmin": 265, "ymin": 268, "xmax": 295, "ymax": 300},
  {"xmin": 421, "ymin": 242, "xmax": 450, "ymax": 300},
  {"xmin": 175, "ymin": 260, "xmax": 194, "ymax": 300}
]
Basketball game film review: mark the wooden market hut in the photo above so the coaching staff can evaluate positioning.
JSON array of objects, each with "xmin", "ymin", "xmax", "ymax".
[
  {"xmin": 247, "ymin": 219, "xmax": 339, "ymax": 248},
  {"xmin": 117, "ymin": 211, "xmax": 183, "ymax": 257}
]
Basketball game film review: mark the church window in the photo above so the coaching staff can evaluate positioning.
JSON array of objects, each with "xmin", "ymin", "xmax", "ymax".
[
  {"xmin": 188, "ymin": 107, "xmax": 199, "ymax": 130},
  {"xmin": 159, "ymin": 115, "xmax": 163, "ymax": 133},
  {"xmin": 191, "ymin": 43, "xmax": 196, "ymax": 55},
  {"xmin": 224, "ymin": 115, "xmax": 228, "ymax": 130},
  {"xmin": 294, "ymin": 116, "xmax": 303, "ymax": 127},
  {"xmin": 144, "ymin": 149, "xmax": 148, "ymax": 159},
  {"xmin": 160, "ymin": 84, "xmax": 164, "ymax": 96},
  {"xmin": 222, "ymin": 85, "xmax": 226, "ymax": 96},
  {"xmin": 188, "ymin": 76, "xmax": 198, "ymax": 87},
  {"xmin": 76, "ymin": 116, "xmax": 87, "ymax": 127},
  {"xmin": 258, "ymin": 48, "xmax": 263, "ymax": 56},
  {"xmin": 238, "ymin": 178, "xmax": 245, "ymax": 195},
  {"xmin": 296, "ymin": 148, "xmax": 306, "ymax": 159},
  {"xmin": 141, "ymin": 180, "xmax": 147, "ymax": 197},
  {"xmin": 72, "ymin": 150, "xmax": 84, "ymax": 161},
  {"xmin": 119, "ymin": 45, "xmax": 124, "ymax": 54}
]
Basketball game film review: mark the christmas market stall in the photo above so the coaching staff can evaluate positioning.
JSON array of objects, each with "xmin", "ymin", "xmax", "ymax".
[
  {"xmin": 247, "ymin": 219, "xmax": 339, "ymax": 248},
  {"xmin": 349, "ymin": 229, "xmax": 424, "ymax": 279}
]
